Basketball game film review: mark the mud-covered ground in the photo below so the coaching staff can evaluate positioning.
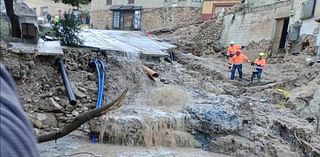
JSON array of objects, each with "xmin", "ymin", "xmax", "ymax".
[{"xmin": 1, "ymin": 45, "xmax": 320, "ymax": 156}]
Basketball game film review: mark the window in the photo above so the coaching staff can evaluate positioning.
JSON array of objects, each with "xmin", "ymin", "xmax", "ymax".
[
  {"xmin": 191, "ymin": 0, "xmax": 202, "ymax": 2},
  {"xmin": 128, "ymin": 0, "xmax": 134, "ymax": 4},
  {"xmin": 107, "ymin": 0, "xmax": 112, "ymax": 5},
  {"xmin": 40, "ymin": 7, "xmax": 48, "ymax": 16}
]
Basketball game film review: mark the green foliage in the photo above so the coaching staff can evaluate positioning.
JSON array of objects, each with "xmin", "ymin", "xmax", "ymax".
[
  {"xmin": 0, "ymin": 18, "xmax": 11, "ymax": 38},
  {"xmin": 53, "ymin": 13, "xmax": 83, "ymax": 46},
  {"xmin": 53, "ymin": 0, "xmax": 91, "ymax": 7}
]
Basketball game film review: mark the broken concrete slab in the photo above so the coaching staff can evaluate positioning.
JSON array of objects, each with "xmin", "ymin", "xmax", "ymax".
[
  {"xmin": 8, "ymin": 39, "xmax": 63, "ymax": 56},
  {"xmin": 37, "ymin": 39, "xmax": 63, "ymax": 56}
]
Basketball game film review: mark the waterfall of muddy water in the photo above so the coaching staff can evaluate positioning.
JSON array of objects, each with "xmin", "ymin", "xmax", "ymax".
[
  {"xmin": 99, "ymin": 108, "xmax": 196, "ymax": 147},
  {"xmin": 139, "ymin": 86, "xmax": 192, "ymax": 111}
]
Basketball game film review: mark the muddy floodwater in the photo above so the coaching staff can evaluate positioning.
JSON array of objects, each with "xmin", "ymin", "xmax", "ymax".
[{"xmin": 38, "ymin": 133, "xmax": 229, "ymax": 157}]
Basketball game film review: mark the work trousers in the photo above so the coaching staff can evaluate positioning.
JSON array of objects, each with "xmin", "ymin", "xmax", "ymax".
[
  {"xmin": 251, "ymin": 68, "xmax": 263, "ymax": 83},
  {"xmin": 230, "ymin": 64, "xmax": 242, "ymax": 80}
]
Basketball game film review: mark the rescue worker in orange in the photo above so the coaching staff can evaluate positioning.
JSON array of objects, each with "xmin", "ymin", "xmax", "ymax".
[
  {"xmin": 250, "ymin": 52, "xmax": 267, "ymax": 83},
  {"xmin": 227, "ymin": 41, "xmax": 241, "ymax": 69},
  {"xmin": 230, "ymin": 51, "xmax": 250, "ymax": 80}
]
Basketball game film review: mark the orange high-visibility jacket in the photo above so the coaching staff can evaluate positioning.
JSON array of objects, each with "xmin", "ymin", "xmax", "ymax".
[
  {"xmin": 227, "ymin": 45, "xmax": 241, "ymax": 55},
  {"xmin": 254, "ymin": 58, "xmax": 267, "ymax": 69},
  {"xmin": 231, "ymin": 54, "xmax": 249, "ymax": 64}
]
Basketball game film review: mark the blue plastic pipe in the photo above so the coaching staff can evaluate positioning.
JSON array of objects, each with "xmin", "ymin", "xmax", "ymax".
[
  {"xmin": 93, "ymin": 59, "xmax": 102, "ymax": 109},
  {"xmin": 97, "ymin": 60, "xmax": 105, "ymax": 108}
]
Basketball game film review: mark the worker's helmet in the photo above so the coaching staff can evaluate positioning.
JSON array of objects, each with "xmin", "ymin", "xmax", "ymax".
[
  {"xmin": 259, "ymin": 52, "xmax": 265, "ymax": 57},
  {"xmin": 230, "ymin": 41, "xmax": 235, "ymax": 45}
]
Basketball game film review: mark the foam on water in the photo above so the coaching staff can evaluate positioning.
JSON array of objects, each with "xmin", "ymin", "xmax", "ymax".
[{"xmin": 99, "ymin": 107, "xmax": 196, "ymax": 147}]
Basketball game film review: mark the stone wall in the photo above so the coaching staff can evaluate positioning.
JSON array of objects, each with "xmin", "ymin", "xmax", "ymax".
[
  {"xmin": 141, "ymin": 7, "xmax": 201, "ymax": 31},
  {"xmin": 90, "ymin": 10, "xmax": 113, "ymax": 29},
  {"xmin": 90, "ymin": 7, "xmax": 202, "ymax": 31}
]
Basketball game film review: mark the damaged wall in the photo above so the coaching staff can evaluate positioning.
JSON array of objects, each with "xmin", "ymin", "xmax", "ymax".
[
  {"xmin": 288, "ymin": 0, "xmax": 320, "ymax": 56},
  {"xmin": 221, "ymin": 9, "xmax": 274, "ymax": 46},
  {"xmin": 220, "ymin": 1, "xmax": 291, "ymax": 46},
  {"xmin": 290, "ymin": 0, "xmax": 320, "ymax": 35}
]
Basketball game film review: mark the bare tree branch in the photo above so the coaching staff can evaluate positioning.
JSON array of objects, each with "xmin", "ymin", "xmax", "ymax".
[{"xmin": 38, "ymin": 89, "xmax": 128, "ymax": 143}]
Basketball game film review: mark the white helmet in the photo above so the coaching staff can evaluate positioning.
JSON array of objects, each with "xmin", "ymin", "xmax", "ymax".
[{"xmin": 230, "ymin": 41, "xmax": 235, "ymax": 45}]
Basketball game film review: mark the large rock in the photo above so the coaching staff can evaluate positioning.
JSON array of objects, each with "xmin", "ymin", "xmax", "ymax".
[
  {"xmin": 186, "ymin": 103, "xmax": 240, "ymax": 136},
  {"xmin": 29, "ymin": 112, "xmax": 58, "ymax": 129},
  {"xmin": 38, "ymin": 97, "xmax": 64, "ymax": 112},
  {"xmin": 71, "ymin": 83, "xmax": 87, "ymax": 99}
]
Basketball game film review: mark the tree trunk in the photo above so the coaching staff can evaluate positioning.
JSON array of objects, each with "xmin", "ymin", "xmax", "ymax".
[{"xmin": 4, "ymin": 0, "xmax": 21, "ymax": 38}]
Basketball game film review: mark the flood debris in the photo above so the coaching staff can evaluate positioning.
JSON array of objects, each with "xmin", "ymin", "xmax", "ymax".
[{"xmin": 2, "ymin": 43, "xmax": 320, "ymax": 156}]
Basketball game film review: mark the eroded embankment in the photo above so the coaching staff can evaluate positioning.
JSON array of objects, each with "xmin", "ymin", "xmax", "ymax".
[{"xmin": 1, "ymin": 47, "xmax": 320, "ymax": 157}]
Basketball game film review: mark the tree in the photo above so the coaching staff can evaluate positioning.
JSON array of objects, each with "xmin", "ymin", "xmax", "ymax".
[
  {"xmin": 53, "ymin": 12, "xmax": 83, "ymax": 46},
  {"xmin": 4, "ymin": 0, "xmax": 21, "ymax": 38},
  {"xmin": 4, "ymin": 0, "xmax": 91, "ymax": 38}
]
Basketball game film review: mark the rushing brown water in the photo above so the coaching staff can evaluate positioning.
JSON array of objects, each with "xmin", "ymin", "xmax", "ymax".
[{"xmin": 99, "ymin": 86, "xmax": 195, "ymax": 147}]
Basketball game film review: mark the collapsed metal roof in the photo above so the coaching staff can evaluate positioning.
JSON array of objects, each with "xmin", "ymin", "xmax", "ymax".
[{"xmin": 79, "ymin": 29, "xmax": 176, "ymax": 58}]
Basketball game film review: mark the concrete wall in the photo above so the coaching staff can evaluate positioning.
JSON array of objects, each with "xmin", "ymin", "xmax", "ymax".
[
  {"xmin": 221, "ymin": 1, "xmax": 292, "ymax": 46},
  {"xmin": 221, "ymin": 9, "xmax": 275, "ymax": 46}
]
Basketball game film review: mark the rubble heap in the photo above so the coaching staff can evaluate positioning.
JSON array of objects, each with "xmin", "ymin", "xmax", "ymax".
[{"xmin": 156, "ymin": 4, "xmax": 243, "ymax": 56}]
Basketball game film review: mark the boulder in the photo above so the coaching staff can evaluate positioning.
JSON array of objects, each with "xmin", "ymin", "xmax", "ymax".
[
  {"xmin": 186, "ymin": 103, "xmax": 240, "ymax": 136},
  {"xmin": 71, "ymin": 83, "xmax": 87, "ymax": 99},
  {"xmin": 29, "ymin": 112, "xmax": 58, "ymax": 129}
]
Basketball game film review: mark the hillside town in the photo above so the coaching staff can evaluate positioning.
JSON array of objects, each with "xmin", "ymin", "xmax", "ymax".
[{"xmin": 1, "ymin": 0, "xmax": 320, "ymax": 157}]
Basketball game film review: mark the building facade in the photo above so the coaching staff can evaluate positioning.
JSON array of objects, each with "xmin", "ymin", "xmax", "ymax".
[
  {"xmin": 90, "ymin": 0, "xmax": 203, "ymax": 11},
  {"xmin": 24, "ymin": 0, "xmax": 90, "ymax": 20},
  {"xmin": 201, "ymin": 0, "xmax": 240, "ymax": 21},
  {"xmin": 221, "ymin": 0, "xmax": 320, "ymax": 57},
  {"xmin": 90, "ymin": 0, "xmax": 203, "ymax": 31}
]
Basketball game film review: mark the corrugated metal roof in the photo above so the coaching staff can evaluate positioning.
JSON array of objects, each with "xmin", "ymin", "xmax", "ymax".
[{"xmin": 79, "ymin": 29, "xmax": 176, "ymax": 58}]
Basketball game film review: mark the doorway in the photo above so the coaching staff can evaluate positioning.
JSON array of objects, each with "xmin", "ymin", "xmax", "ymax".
[{"xmin": 272, "ymin": 17, "xmax": 290, "ymax": 55}]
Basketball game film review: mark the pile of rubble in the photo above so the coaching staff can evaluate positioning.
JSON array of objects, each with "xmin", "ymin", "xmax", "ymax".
[
  {"xmin": 0, "ymin": 47, "xmax": 152, "ymax": 135},
  {"xmin": 156, "ymin": 4, "xmax": 243, "ymax": 56},
  {"xmin": 242, "ymin": 39, "xmax": 273, "ymax": 58}
]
